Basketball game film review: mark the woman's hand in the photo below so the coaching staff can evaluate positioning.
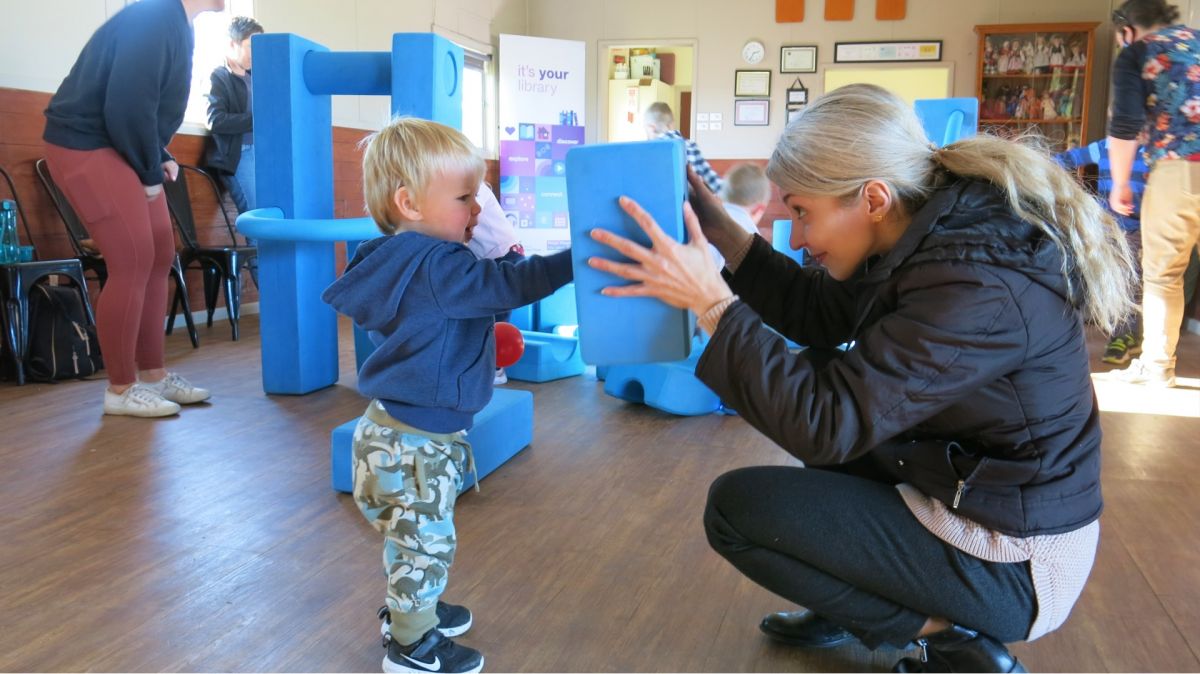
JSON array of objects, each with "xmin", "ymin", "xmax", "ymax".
[
  {"xmin": 588, "ymin": 197, "xmax": 733, "ymax": 316},
  {"xmin": 162, "ymin": 160, "xmax": 180, "ymax": 183},
  {"xmin": 686, "ymin": 166, "xmax": 752, "ymax": 255}
]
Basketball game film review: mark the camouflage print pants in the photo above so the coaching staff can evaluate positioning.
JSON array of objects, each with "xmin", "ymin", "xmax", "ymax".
[{"xmin": 353, "ymin": 400, "xmax": 472, "ymax": 645}]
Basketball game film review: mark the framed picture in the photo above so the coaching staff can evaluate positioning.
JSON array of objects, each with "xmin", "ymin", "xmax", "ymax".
[
  {"xmin": 787, "ymin": 88, "xmax": 808, "ymax": 104},
  {"xmin": 734, "ymin": 70, "xmax": 771, "ymax": 97},
  {"xmin": 734, "ymin": 99, "xmax": 771, "ymax": 126},
  {"xmin": 780, "ymin": 45, "xmax": 818, "ymax": 73},
  {"xmin": 834, "ymin": 40, "xmax": 943, "ymax": 63},
  {"xmin": 786, "ymin": 106, "xmax": 805, "ymax": 123}
]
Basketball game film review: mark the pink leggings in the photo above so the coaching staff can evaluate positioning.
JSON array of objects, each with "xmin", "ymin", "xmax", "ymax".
[{"xmin": 45, "ymin": 144, "xmax": 176, "ymax": 386}]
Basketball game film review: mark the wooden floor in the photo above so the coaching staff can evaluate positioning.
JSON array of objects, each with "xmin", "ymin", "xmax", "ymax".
[{"xmin": 1, "ymin": 316, "xmax": 1199, "ymax": 672}]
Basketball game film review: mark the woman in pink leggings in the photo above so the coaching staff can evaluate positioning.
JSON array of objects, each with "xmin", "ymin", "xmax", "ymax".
[{"xmin": 43, "ymin": 0, "xmax": 225, "ymax": 417}]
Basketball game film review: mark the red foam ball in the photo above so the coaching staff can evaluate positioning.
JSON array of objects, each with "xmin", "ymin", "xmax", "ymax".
[{"xmin": 495, "ymin": 322, "xmax": 525, "ymax": 368}]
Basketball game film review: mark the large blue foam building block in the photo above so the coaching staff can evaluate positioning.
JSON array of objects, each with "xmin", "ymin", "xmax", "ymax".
[
  {"xmin": 241, "ymin": 32, "xmax": 463, "ymax": 395},
  {"xmin": 506, "ymin": 330, "xmax": 586, "ymax": 382},
  {"xmin": 603, "ymin": 351, "xmax": 721, "ymax": 417},
  {"xmin": 914, "ymin": 98, "xmax": 979, "ymax": 148},
  {"xmin": 771, "ymin": 219, "xmax": 807, "ymax": 266},
  {"xmin": 566, "ymin": 140, "xmax": 693, "ymax": 366},
  {"xmin": 331, "ymin": 388, "xmax": 534, "ymax": 493},
  {"xmin": 535, "ymin": 283, "xmax": 579, "ymax": 332}
]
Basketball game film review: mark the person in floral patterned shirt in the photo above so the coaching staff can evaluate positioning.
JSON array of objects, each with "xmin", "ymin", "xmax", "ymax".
[{"xmin": 1107, "ymin": 0, "xmax": 1200, "ymax": 387}]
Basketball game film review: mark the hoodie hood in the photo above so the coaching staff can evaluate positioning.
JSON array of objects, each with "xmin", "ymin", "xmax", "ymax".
[{"xmin": 321, "ymin": 232, "xmax": 443, "ymax": 333}]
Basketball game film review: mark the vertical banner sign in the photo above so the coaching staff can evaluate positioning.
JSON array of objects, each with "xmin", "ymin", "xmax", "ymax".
[{"xmin": 499, "ymin": 34, "xmax": 586, "ymax": 255}]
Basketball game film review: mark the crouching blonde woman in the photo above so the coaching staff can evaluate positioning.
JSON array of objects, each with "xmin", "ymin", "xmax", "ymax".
[{"xmin": 589, "ymin": 84, "xmax": 1133, "ymax": 673}]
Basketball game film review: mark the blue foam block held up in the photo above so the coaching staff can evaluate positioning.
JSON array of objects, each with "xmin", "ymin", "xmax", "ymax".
[
  {"xmin": 331, "ymin": 388, "xmax": 534, "ymax": 493},
  {"xmin": 565, "ymin": 139, "xmax": 694, "ymax": 366},
  {"xmin": 914, "ymin": 98, "xmax": 979, "ymax": 148}
]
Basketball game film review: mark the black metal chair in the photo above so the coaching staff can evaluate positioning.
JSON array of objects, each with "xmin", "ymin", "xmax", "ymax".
[
  {"xmin": 163, "ymin": 164, "xmax": 257, "ymax": 341},
  {"xmin": 34, "ymin": 158, "xmax": 199, "ymax": 349},
  {"xmin": 0, "ymin": 165, "xmax": 98, "ymax": 385}
]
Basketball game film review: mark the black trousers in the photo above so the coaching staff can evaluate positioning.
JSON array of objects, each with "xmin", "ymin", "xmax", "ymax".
[{"xmin": 703, "ymin": 459, "xmax": 1036, "ymax": 649}]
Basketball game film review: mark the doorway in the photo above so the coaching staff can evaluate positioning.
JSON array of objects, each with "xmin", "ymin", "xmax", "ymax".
[{"xmin": 596, "ymin": 40, "xmax": 697, "ymax": 143}]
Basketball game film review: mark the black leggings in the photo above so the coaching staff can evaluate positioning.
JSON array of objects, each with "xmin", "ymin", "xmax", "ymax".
[{"xmin": 703, "ymin": 460, "xmax": 1036, "ymax": 649}]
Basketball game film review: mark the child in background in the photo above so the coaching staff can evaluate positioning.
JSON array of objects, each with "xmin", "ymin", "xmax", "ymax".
[
  {"xmin": 322, "ymin": 118, "xmax": 572, "ymax": 674},
  {"xmin": 1055, "ymin": 137, "xmax": 1149, "ymax": 364}
]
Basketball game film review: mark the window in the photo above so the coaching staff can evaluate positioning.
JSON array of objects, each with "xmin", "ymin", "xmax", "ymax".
[
  {"xmin": 462, "ymin": 51, "xmax": 496, "ymax": 157},
  {"xmin": 184, "ymin": 0, "xmax": 255, "ymax": 128}
]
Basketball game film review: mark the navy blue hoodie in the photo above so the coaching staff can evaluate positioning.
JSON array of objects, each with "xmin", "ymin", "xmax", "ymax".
[
  {"xmin": 43, "ymin": 0, "xmax": 192, "ymax": 186},
  {"xmin": 323, "ymin": 233, "xmax": 573, "ymax": 433}
]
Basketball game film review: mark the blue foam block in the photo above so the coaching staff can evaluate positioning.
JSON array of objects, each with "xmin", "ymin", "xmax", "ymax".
[
  {"xmin": 603, "ymin": 353, "xmax": 721, "ymax": 417},
  {"xmin": 566, "ymin": 139, "xmax": 694, "ymax": 366},
  {"xmin": 914, "ymin": 98, "xmax": 979, "ymax": 148},
  {"xmin": 771, "ymin": 219, "xmax": 807, "ymax": 266},
  {"xmin": 536, "ymin": 283, "xmax": 578, "ymax": 333},
  {"xmin": 508, "ymin": 303, "xmax": 534, "ymax": 331},
  {"xmin": 506, "ymin": 330, "xmax": 586, "ymax": 382},
  {"xmin": 331, "ymin": 388, "xmax": 534, "ymax": 494}
]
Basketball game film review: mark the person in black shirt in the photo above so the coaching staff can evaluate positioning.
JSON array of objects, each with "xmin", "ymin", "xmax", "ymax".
[{"xmin": 205, "ymin": 16, "xmax": 264, "ymax": 213}]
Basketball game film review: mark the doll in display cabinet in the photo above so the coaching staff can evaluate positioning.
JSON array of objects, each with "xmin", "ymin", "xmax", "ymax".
[
  {"xmin": 997, "ymin": 40, "xmax": 1011, "ymax": 74},
  {"xmin": 1048, "ymin": 35, "xmax": 1066, "ymax": 68},
  {"xmin": 1033, "ymin": 36, "xmax": 1052, "ymax": 73},
  {"xmin": 984, "ymin": 38, "xmax": 997, "ymax": 74},
  {"xmin": 1007, "ymin": 40, "xmax": 1026, "ymax": 73},
  {"xmin": 1057, "ymin": 87, "xmax": 1075, "ymax": 119},
  {"xmin": 1067, "ymin": 42, "xmax": 1087, "ymax": 70},
  {"xmin": 1041, "ymin": 92, "xmax": 1058, "ymax": 120},
  {"xmin": 1021, "ymin": 39, "xmax": 1037, "ymax": 73}
]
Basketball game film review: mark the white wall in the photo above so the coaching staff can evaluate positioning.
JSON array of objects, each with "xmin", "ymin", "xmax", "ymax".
[
  {"xmin": 526, "ymin": 0, "xmax": 1127, "ymax": 158},
  {"xmin": 1, "ymin": 0, "xmax": 527, "ymax": 131}
]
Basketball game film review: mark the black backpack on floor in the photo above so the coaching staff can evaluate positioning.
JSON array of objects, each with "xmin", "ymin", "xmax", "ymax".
[{"xmin": 26, "ymin": 283, "xmax": 103, "ymax": 381}]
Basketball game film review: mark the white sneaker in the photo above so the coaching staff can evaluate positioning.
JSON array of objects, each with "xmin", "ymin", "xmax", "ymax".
[
  {"xmin": 493, "ymin": 368, "xmax": 507, "ymax": 385},
  {"xmin": 142, "ymin": 372, "xmax": 212, "ymax": 404},
  {"xmin": 1106, "ymin": 358, "xmax": 1177, "ymax": 387},
  {"xmin": 104, "ymin": 384, "xmax": 182, "ymax": 418}
]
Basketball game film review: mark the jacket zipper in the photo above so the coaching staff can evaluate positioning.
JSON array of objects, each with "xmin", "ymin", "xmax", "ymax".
[{"xmin": 952, "ymin": 479, "xmax": 966, "ymax": 509}]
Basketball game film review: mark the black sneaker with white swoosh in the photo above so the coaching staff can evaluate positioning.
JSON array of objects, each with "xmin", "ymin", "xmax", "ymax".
[
  {"xmin": 378, "ymin": 602, "xmax": 473, "ymax": 639},
  {"xmin": 383, "ymin": 628, "xmax": 483, "ymax": 674}
]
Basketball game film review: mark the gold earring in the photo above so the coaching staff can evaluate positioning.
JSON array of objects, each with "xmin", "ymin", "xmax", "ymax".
[{"xmin": 874, "ymin": 215, "xmax": 883, "ymax": 222}]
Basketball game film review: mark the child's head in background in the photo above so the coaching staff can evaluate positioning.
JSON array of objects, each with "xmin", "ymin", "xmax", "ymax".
[{"xmin": 361, "ymin": 117, "xmax": 486, "ymax": 241}]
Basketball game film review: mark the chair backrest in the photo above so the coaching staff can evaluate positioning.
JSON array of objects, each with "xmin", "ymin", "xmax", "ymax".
[
  {"xmin": 34, "ymin": 158, "xmax": 93, "ymax": 259},
  {"xmin": 0, "ymin": 165, "xmax": 38, "ymax": 259},
  {"xmin": 914, "ymin": 97, "xmax": 980, "ymax": 148},
  {"xmin": 163, "ymin": 168, "xmax": 201, "ymax": 250},
  {"xmin": 165, "ymin": 165, "xmax": 241, "ymax": 249}
]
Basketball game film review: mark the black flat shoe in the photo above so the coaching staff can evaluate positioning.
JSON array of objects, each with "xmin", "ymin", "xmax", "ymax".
[
  {"xmin": 892, "ymin": 624, "xmax": 1026, "ymax": 673},
  {"xmin": 759, "ymin": 610, "xmax": 857, "ymax": 649}
]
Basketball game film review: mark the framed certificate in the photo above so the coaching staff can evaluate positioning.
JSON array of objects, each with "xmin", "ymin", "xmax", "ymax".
[
  {"xmin": 780, "ymin": 45, "xmax": 818, "ymax": 73},
  {"xmin": 734, "ymin": 70, "xmax": 771, "ymax": 97},
  {"xmin": 834, "ymin": 40, "xmax": 943, "ymax": 63},
  {"xmin": 734, "ymin": 99, "xmax": 771, "ymax": 126}
]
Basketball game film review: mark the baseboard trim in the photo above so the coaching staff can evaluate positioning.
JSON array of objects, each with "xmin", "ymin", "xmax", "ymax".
[{"xmin": 167, "ymin": 302, "xmax": 260, "ymax": 330}]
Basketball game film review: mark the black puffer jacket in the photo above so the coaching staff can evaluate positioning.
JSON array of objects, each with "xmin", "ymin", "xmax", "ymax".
[
  {"xmin": 696, "ymin": 177, "xmax": 1102, "ymax": 537},
  {"xmin": 204, "ymin": 66, "xmax": 251, "ymax": 175}
]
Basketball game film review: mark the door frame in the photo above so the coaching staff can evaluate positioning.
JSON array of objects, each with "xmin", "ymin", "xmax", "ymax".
[{"xmin": 596, "ymin": 38, "xmax": 699, "ymax": 144}]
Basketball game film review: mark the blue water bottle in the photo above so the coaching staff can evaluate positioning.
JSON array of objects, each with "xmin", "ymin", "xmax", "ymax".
[{"xmin": 0, "ymin": 200, "xmax": 18, "ymax": 263}]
